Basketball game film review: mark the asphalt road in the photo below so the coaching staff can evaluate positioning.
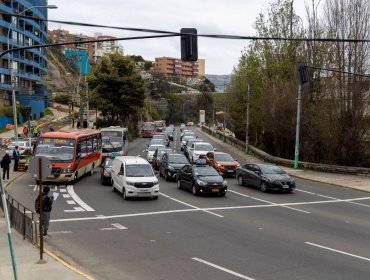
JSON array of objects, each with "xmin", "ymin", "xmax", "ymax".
[{"xmin": 8, "ymin": 127, "xmax": 370, "ymax": 280}]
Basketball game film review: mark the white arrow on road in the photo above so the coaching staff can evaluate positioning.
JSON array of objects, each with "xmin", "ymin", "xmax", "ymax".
[{"xmin": 99, "ymin": 223, "xmax": 128, "ymax": 231}]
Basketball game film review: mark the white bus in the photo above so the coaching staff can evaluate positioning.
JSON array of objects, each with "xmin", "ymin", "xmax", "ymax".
[{"xmin": 101, "ymin": 127, "xmax": 129, "ymax": 159}]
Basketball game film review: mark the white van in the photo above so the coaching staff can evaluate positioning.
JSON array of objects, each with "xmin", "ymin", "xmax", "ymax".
[{"xmin": 111, "ymin": 156, "xmax": 159, "ymax": 200}]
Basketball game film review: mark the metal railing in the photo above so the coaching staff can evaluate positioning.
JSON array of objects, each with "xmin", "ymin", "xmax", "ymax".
[
  {"xmin": 0, "ymin": 191, "xmax": 39, "ymax": 245},
  {"xmin": 201, "ymin": 125, "xmax": 370, "ymax": 176}
]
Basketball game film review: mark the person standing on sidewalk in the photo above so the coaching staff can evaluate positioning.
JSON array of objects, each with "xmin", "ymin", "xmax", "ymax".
[
  {"xmin": 1, "ymin": 153, "xmax": 11, "ymax": 181},
  {"xmin": 12, "ymin": 146, "xmax": 20, "ymax": 172},
  {"xmin": 23, "ymin": 126, "xmax": 29, "ymax": 138},
  {"xmin": 35, "ymin": 186, "xmax": 53, "ymax": 236},
  {"xmin": 33, "ymin": 126, "xmax": 39, "ymax": 137}
]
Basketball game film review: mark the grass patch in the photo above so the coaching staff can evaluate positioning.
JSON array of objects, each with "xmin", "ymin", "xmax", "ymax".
[
  {"xmin": 44, "ymin": 108, "xmax": 54, "ymax": 116},
  {"xmin": 0, "ymin": 128, "xmax": 9, "ymax": 134}
]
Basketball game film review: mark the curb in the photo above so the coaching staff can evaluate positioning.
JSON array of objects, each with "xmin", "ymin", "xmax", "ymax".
[{"xmin": 6, "ymin": 171, "xmax": 95, "ymax": 280}]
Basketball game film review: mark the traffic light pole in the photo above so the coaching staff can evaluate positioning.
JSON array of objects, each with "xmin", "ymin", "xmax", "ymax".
[
  {"xmin": 294, "ymin": 84, "xmax": 302, "ymax": 169},
  {"xmin": 245, "ymin": 85, "xmax": 250, "ymax": 154}
]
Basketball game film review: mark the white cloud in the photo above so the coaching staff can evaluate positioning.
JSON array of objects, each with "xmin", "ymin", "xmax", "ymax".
[{"xmin": 48, "ymin": 0, "xmax": 307, "ymax": 74}]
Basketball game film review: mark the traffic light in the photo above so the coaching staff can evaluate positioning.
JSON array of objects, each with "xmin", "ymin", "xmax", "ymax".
[
  {"xmin": 296, "ymin": 62, "xmax": 309, "ymax": 85},
  {"xmin": 180, "ymin": 28, "xmax": 198, "ymax": 62}
]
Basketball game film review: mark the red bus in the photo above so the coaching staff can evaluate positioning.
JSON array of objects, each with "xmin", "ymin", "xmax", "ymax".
[
  {"xmin": 33, "ymin": 129, "xmax": 102, "ymax": 183},
  {"xmin": 141, "ymin": 122, "xmax": 156, "ymax": 138},
  {"xmin": 154, "ymin": 120, "xmax": 166, "ymax": 133}
]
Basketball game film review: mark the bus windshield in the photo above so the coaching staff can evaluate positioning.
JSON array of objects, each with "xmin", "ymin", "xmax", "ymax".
[
  {"xmin": 35, "ymin": 138, "xmax": 75, "ymax": 162},
  {"xmin": 101, "ymin": 131, "xmax": 123, "ymax": 152},
  {"xmin": 143, "ymin": 124, "xmax": 155, "ymax": 131}
]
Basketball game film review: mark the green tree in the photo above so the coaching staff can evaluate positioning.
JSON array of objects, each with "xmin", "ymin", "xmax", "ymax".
[{"xmin": 89, "ymin": 53, "xmax": 145, "ymax": 126}]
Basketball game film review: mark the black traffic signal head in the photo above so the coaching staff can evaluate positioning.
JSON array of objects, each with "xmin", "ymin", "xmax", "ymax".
[
  {"xmin": 181, "ymin": 28, "xmax": 198, "ymax": 62},
  {"xmin": 296, "ymin": 62, "xmax": 309, "ymax": 85}
]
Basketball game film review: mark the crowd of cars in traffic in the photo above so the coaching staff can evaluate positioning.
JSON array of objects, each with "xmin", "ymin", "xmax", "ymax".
[{"xmin": 100, "ymin": 123, "xmax": 296, "ymax": 200}]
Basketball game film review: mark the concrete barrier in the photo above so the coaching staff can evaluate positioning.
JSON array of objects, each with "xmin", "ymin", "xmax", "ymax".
[{"xmin": 201, "ymin": 126, "xmax": 370, "ymax": 176}]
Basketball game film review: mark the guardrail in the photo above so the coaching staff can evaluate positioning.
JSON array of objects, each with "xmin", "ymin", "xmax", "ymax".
[
  {"xmin": 201, "ymin": 126, "xmax": 370, "ymax": 176},
  {"xmin": 0, "ymin": 192, "xmax": 40, "ymax": 245}
]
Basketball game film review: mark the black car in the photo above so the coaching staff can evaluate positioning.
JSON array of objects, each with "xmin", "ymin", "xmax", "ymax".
[
  {"xmin": 236, "ymin": 163, "xmax": 295, "ymax": 193},
  {"xmin": 165, "ymin": 128, "xmax": 174, "ymax": 141},
  {"xmin": 159, "ymin": 153, "xmax": 189, "ymax": 181},
  {"xmin": 152, "ymin": 148, "xmax": 172, "ymax": 170},
  {"xmin": 100, "ymin": 158, "xmax": 113, "ymax": 185},
  {"xmin": 176, "ymin": 163, "xmax": 227, "ymax": 196}
]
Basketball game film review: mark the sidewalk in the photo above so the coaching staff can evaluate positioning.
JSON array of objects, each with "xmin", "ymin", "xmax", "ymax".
[
  {"xmin": 1, "ymin": 123, "xmax": 93, "ymax": 280},
  {"xmin": 196, "ymin": 128, "xmax": 370, "ymax": 193}
]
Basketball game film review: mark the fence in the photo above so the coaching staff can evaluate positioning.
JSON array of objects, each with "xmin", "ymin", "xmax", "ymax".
[
  {"xmin": 0, "ymin": 191, "xmax": 40, "ymax": 245},
  {"xmin": 201, "ymin": 126, "xmax": 370, "ymax": 176}
]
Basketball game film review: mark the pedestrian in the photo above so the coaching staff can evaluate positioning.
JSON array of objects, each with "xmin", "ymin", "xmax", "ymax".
[
  {"xmin": 1, "ymin": 153, "xmax": 11, "ymax": 181},
  {"xmin": 23, "ymin": 126, "xmax": 29, "ymax": 138},
  {"xmin": 12, "ymin": 146, "xmax": 20, "ymax": 172},
  {"xmin": 49, "ymin": 125, "xmax": 54, "ymax": 132},
  {"xmin": 33, "ymin": 126, "xmax": 39, "ymax": 137},
  {"xmin": 35, "ymin": 186, "xmax": 53, "ymax": 236}
]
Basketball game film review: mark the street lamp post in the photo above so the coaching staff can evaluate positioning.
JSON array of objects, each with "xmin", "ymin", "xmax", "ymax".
[
  {"xmin": 7, "ymin": 4, "xmax": 57, "ymax": 144},
  {"xmin": 245, "ymin": 85, "xmax": 250, "ymax": 154}
]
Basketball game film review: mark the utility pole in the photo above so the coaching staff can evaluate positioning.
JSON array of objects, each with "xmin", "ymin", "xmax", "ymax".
[
  {"xmin": 245, "ymin": 85, "xmax": 250, "ymax": 154},
  {"xmin": 85, "ymin": 78, "xmax": 89, "ymax": 128},
  {"xmin": 294, "ymin": 84, "xmax": 302, "ymax": 169}
]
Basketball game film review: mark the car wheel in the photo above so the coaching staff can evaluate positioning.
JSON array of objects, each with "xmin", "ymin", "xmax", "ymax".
[
  {"xmin": 110, "ymin": 179, "xmax": 113, "ymax": 186},
  {"xmin": 164, "ymin": 171, "xmax": 169, "ymax": 181},
  {"xmin": 112, "ymin": 183, "xmax": 116, "ymax": 192},
  {"xmin": 286, "ymin": 189, "xmax": 293, "ymax": 193},
  {"xmin": 159, "ymin": 168, "xmax": 163, "ymax": 177},
  {"xmin": 122, "ymin": 188, "xmax": 128, "ymax": 200},
  {"xmin": 192, "ymin": 185, "xmax": 198, "ymax": 196},
  {"xmin": 237, "ymin": 175, "xmax": 244, "ymax": 186},
  {"xmin": 260, "ymin": 182, "xmax": 268, "ymax": 192},
  {"xmin": 153, "ymin": 196, "xmax": 159, "ymax": 200},
  {"xmin": 177, "ymin": 180, "xmax": 182, "ymax": 189}
]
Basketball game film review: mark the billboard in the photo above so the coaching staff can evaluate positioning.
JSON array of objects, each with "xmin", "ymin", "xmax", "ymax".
[{"xmin": 199, "ymin": 110, "xmax": 205, "ymax": 123}]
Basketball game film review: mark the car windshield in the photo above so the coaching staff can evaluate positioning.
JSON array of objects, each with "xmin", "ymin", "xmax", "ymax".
[
  {"xmin": 150, "ymin": 139, "xmax": 165, "ymax": 145},
  {"xmin": 157, "ymin": 149, "xmax": 171, "ymax": 157},
  {"xmin": 260, "ymin": 165, "xmax": 286, "ymax": 174},
  {"xmin": 194, "ymin": 166, "xmax": 219, "ymax": 176},
  {"xmin": 35, "ymin": 138, "xmax": 75, "ymax": 162},
  {"xmin": 183, "ymin": 136, "xmax": 195, "ymax": 142},
  {"xmin": 126, "ymin": 164, "xmax": 154, "ymax": 177},
  {"xmin": 168, "ymin": 155, "xmax": 188, "ymax": 164},
  {"xmin": 143, "ymin": 124, "xmax": 155, "ymax": 130},
  {"xmin": 105, "ymin": 159, "xmax": 113, "ymax": 167},
  {"xmin": 195, "ymin": 144, "xmax": 213, "ymax": 151},
  {"xmin": 187, "ymin": 139, "xmax": 202, "ymax": 146},
  {"xmin": 149, "ymin": 145, "xmax": 164, "ymax": 151},
  {"xmin": 215, "ymin": 154, "xmax": 234, "ymax": 161}
]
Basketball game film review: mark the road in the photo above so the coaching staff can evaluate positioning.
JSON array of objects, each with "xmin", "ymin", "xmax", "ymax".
[{"xmin": 8, "ymin": 127, "xmax": 370, "ymax": 280}]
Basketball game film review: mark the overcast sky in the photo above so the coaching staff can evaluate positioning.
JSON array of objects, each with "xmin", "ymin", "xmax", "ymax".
[{"xmin": 48, "ymin": 0, "xmax": 309, "ymax": 75}]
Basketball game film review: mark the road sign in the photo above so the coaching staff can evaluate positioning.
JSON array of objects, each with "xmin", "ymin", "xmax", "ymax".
[
  {"xmin": 29, "ymin": 156, "xmax": 52, "ymax": 180},
  {"xmin": 199, "ymin": 110, "xmax": 205, "ymax": 123}
]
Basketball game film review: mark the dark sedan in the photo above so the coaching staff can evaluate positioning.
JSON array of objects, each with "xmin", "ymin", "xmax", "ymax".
[
  {"xmin": 236, "ymin": 163, "xmax": 295, "ymax": 193},
  {"xmin": 100, "ymin": 158, "xmax": 113, "ymax": 185},
  {"xmin": 176, "ymin": 164, "xmax": 227, "ymax": 196},
  {"xmin": 159, "ymin": 153, "xmax": 189, "ymax": 181}
]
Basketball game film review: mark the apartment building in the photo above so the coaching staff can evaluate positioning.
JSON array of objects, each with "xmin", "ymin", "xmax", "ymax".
[
  {"xmin": 154, "ymin": 57, "xmax": 201, "ymax": 78},
  {"xmin": 0, "ymin": 0, "xmax": 50, "ymax": 122}
]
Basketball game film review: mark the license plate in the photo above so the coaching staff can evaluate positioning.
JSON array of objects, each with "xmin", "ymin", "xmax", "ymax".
[
  {"xmin": 139, "ymin": 189, "xmax": 149, "ymax": 192},
  {"xmin": 282, "ymin": 185, "xmax": 289, "ymax": 188},
  {"xmin": 47, "ymin": 175, "xmax": 56, "ymax": 178},
  {"xmin": 227, "ymin": 170, "xmax": 234, "ymax": 173},
  {"xmin": 212, "ymin": 188, "xmax": 219, "ymax": 193}
]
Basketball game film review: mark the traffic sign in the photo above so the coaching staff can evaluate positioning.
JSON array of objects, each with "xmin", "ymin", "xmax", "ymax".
[{"xmin": 29, "ymin": 156, "xmax": 52, "ymax": 180}]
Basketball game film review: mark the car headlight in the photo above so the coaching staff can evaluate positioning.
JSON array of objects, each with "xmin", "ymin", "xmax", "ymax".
[
  {"xmin": 126, "ymin": 181, "xmax": 135, "ymax": 186},
  {"xmin": 103, "ymin": 170, "xmax": 110, "ymax": 176},
  {"xmin": 222, "ymin": 180, "xmax": 227, "ymax": 186},
  {"xmin": 196, "ymin": 179, "xmax": 207, "ymax": 186},
  {"xmin": 168, "ymin": 165, "xmax": 174, "ymax": 170},
  {"xmin": 262, "ymin": 176, "xmax": 271, "ymax": 182},
  {"xmin": 153, "ymin": 180, "xmax": 159, "ymax": 185},
  {"xmin": 217, "ymin": 163, "xmax": 222, "ymax": 167},
  {"xmin": 63, "ymin": 168, "xmax": 73, "ymax": 174}
]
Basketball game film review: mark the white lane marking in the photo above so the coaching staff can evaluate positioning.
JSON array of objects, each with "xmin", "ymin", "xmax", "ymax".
[
  {"xmin": 305, "ymin": 242, "xmax": 370, "ymax": 262},
  {"xmin": 160, "ymin": 193, "xmax": 223, "ymax": 218},
  {"xmin": 51, "ymin": 196, "xmax": 370, "ymax": 223},
  {"xmin": 48, "ymin": 231, "xmax": 73, "ymax": 234},
  {"xmin": 62, "ymin": 194, "xmax": 71, "ymax": 198},
  {"xmin": 99, "ymin": 223, "xmax": 128, "ymax": 231},
  {"xmin": 60, "ymin": 189, "xmax": 67, "ymax": 193},
  {"xmin": 64, "ymin": 207, "xmax": 85, "ymax": 213},
  {"xmin": 66, "ymin": 185, "xmax": 95, "ymax": 212},
  {"xmin": 192, "ymin": 257, "xmax": 255, "ymax": 280},
  {"xmin": 229, "ymin": 189, "xmax": 310, "ymax": 214},
  {"xmin": 66, "ymin": 200, "xmax": 76, "ymax": 205},
  {"xmin": 297, "ymin": 189, "xmax": 370, "ymax": 208}
]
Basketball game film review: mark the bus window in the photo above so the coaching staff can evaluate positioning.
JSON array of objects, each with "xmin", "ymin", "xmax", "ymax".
[
  {"xmin": 80, "ymin": 138, "xmax": 87, "ymax": 158},
  {"xmin": 87, "ymin": 137, "xmax": 93, "ymax": 154},
  {"xmin": 77, "ymin": 142, "xmax": 81, "ymax": 159},
  {"xmin": 93, "ymin": 136, "xmax": 98, "ymax": 152}
]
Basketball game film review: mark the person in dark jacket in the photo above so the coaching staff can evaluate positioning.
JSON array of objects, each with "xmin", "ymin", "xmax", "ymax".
[
  {"xmin": 36, "ymin": 186, "xmax": 54, "ymax": 236},
  {"xmin": 1, "ymin": 153, "xmax": 11, "ymax": 181},
  {"xmin": 13, "ymin": 146, "xmax": 20, "ymax": 171}
]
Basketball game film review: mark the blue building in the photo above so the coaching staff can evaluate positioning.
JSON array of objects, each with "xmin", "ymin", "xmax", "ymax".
[{"xmin": 0, "ymin": 0, "xmax": 49, "ymax": 127}]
